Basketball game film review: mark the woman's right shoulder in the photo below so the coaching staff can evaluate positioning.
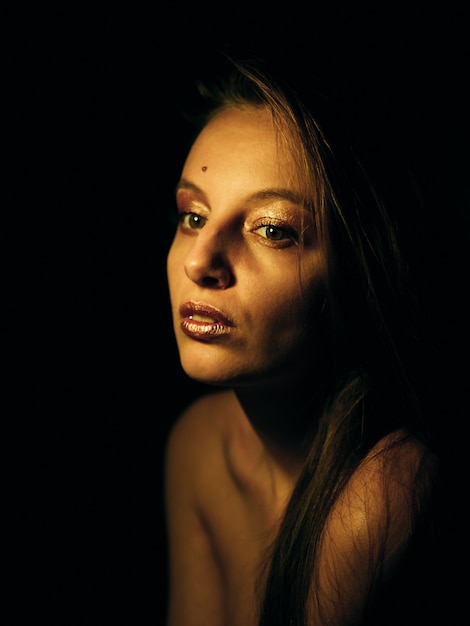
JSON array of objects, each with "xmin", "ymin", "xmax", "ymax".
[
  {"xmin": 169, "ymin": 388, "xmax": 235, "ymax": 434},
  {"xmin": 164, "ymin": 389, "xmax": 236, "ymax": 469}
]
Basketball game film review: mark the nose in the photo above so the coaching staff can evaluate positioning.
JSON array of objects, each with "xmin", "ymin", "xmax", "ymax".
[{"xmin": 184, "ymin": 228, "xmax": 233, "ymax": 289}]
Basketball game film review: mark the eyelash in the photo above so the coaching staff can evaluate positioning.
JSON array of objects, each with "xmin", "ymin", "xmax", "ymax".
[{"xmin": 176, "ymin": 210, "xmax": 299, "ymax": 246}]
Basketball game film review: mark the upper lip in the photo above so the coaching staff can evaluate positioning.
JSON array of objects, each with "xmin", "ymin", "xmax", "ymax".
[{"xmin": 179, "ymin": 301, "xmax": 234, "ymax": 326}]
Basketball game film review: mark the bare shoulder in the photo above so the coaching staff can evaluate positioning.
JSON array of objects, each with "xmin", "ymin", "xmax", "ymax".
[
  {"xmin": 164, "ymin": 390, "xmax": 246, "ymax": 625},
  {"xmin": 362, "ymin": 429, "xmax": 438, "ymax": 494},
  {"xmin": 326, "ymin": 429, "xmax": 438, "ymax": 579},
  {"xmin": 341, "ymin": 429, "xmax": 438, "ymax": 524},
  {"xmin": 308, "ymin": 431, "xmax": 439, "ymax": 622},
  {"xmin": 166, "ymin": 389, "xmax": 237, "ymax": 452},
  {"xmin": 164, "ymin": 389, "xmax": 239, "ymax": 489}
]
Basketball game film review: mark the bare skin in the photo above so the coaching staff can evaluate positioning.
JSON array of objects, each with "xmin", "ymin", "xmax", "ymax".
[
  {"xmin": 165, "ymin": 107, "xmax": 427, "ymax": 625},
  {"xmin": 165, "ymin": 389, "xmax": 423, "ymax": 626},
  {"xmin": 165, "ymin": 390, "xmax": 289, "ymax": 626}
]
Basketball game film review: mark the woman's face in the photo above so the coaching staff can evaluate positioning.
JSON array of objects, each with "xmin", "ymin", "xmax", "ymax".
[{"xmin": 167, "ymin": 106, "xmax": 327, "ymax": 387}]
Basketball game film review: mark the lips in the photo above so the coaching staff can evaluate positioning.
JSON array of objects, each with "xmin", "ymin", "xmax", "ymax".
[{"xmin": 179, "ymin": 301, "xmax": 234, "ymax": 339}]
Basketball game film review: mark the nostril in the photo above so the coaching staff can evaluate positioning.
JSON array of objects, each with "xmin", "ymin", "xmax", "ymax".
[{"xmin": 202, "ymin": 276, "xmax": 219, "ymax": 287}]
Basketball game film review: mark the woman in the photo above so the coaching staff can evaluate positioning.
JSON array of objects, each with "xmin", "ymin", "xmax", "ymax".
[{"xmin": 164, "ymin": 53, "xmax": 439, "ymax": 625}]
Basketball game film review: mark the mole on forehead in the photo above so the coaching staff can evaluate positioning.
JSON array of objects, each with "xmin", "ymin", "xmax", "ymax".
[{"xmin": 202, "ymin": 166, "xmax": 207, "ymax": 172}]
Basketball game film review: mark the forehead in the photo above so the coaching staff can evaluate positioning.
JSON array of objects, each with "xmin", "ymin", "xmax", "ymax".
[
  {"xmin": 182, "ymin": 106, "xmax": 299, "ymax": 188},
  {"xmin": 199, "ymin": 106, "xmax": 277, "ymax": 141}
]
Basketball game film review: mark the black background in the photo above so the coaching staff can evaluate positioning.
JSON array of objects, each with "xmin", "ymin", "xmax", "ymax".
[{"xmin": 4, "ymin": 5, "xmax": 469, "ymax": 624}]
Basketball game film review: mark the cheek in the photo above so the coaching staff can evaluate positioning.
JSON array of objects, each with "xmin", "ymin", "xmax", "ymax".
[
  {"xmin": 166, "ymin": 250, "xmax": 184, "ymax": 315},
  {"xmin": 251, "ymin": 277, "xmax": 322, "ymax": 345},
  {"xmin": 252, "ymin": 253, "xmax": 325, "ymax": 321},
  {"xmin": 167, "ymin": 240, "xmax": 181, "ymax": 285}
]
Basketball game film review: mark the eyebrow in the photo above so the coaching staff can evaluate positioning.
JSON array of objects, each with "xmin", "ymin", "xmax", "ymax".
[{"xmin": 176, "ymin": 178, "xmax": 304, "ymax": 206}]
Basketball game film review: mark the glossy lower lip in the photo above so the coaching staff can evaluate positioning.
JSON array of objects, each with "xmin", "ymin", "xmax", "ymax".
[{"xmin": 179, "ymin": 301, "xmax": 235, "ymax": 340}]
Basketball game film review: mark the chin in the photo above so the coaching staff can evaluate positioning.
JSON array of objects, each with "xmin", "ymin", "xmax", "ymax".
[
  {"xmin": 180, "ymin": 360, "xmax": 281, "ymax": 389},
  {"xmin": 181, "ymin": 367, "xmax": 235, "ymax": 387},
  {"xmin": 179, "ymin": 353, "xmax": 232, "ymax": 383}
]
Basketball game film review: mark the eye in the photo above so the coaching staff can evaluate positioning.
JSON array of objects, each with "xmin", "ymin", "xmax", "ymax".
[
  {"xmin": 258, "ymin": 225, "xmax": 286, "ymax": 240},
  {"xmin": 254, "ymin": 224, "xmax": 297, "ymax": 243},
  {"xmin": 179, "ymin": 212, "xmax": 207, "ymax": 230}
]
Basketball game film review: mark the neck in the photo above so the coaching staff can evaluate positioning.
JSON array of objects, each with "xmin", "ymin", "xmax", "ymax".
[{"xmin": 233, "ymin": 374, "xmax": 323, "ymax": 476}]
